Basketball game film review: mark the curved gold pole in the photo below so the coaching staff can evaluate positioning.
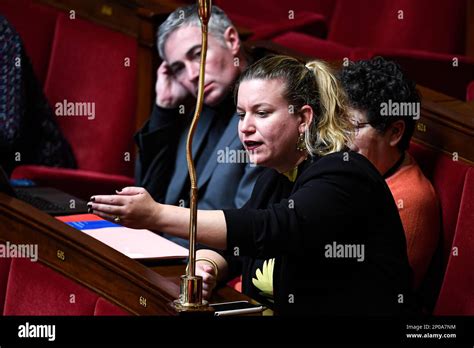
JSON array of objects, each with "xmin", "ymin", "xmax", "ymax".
[{"xmin": 173, "ymin": 0, "xmax": 213, "ymax": 312}]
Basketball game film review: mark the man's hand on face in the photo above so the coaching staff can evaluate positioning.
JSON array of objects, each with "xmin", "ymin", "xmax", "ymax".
[{"xmin": 155, "ymin": 61, "xmax": 190, "ymax": 109}]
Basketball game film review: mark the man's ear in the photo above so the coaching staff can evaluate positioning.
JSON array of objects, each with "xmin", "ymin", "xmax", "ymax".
[
  {"xmin": 223, "ymin": 26, "xmax": 241, "ymax": 55},
  {"xmin": 388, "ymin": 120, "xmax": 406, "ymax": 147},
  {"xmin": 298, "ymin": 105, "xmax": 314, "ymax": 133}
]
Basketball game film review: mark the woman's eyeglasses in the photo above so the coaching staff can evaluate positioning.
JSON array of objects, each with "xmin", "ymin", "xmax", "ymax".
[{"xmin": 352, "ymin": 121, "xmax": 372, "ymax": 135}]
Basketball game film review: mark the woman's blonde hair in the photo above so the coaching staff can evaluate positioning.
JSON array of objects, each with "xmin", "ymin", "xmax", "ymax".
[{"xmin": 235, "ymin": 55, "xmax": 353, "ymax": 156}]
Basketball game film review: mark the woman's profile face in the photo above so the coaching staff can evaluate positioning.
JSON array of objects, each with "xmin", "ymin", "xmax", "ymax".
[
  {"xmin": 237, "ymin": 79, "xmax": 303, "ymax": 172},
  {"xmin": 348, "ymin": 107, "xmax": 383, "ymax": 159},
  {"xmin": 348, "ymin": 107, "xmax": 391, "ymax": 173}
]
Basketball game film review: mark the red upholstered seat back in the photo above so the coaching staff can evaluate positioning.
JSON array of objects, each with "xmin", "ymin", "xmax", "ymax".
[
  {"xmin": 329, "ymin": 0, "xmax": 467, "ymax": 54},
  {"xmin": 434, "ymin": 168, "xmax": 474, "ymax": 315},
  {"xmin": 352, "ymin": 48, "xmax": 474, "ymax": 101},
  {"xmin": 0, "ymin": 256, "xmax": 129, "ymax": 315},
  {"xmin": 0, "ymin": 0, "xmax": 60, "ymax": 85},
  {"xmin": 94, "ymin": 297, "xmax": 130, "ymax": 316},
  {"xmin": 408, "ymin": 142, "xmax": 472, "ymax": 313},
  {"xmin": 44, "ymin": 14, "xmax": 137, "ymax": 176},
  {"xmin": 272, "ymin": 31, "xmax": 353, "ymax": 60},
  {"xmin": 4, "ymin": 258, "xmax": 98, "ymax": 315},
  {"xmin": 0, "ymin": 257, "xmax": 11, "ymax": 314},
  {"xmin": 408, "ymin": 142, "xmax": 470, "ymax": 262},
  {"xmin": 467, "ymin": 81, "xmax": 474, "ymax": 102},
  {"xmin": 214, "ymin": 0, "xmax": 335, "ymax": 40},
  {"xmin": 215, "ymin": 0, "xmax": 337, "ymax": 26}
]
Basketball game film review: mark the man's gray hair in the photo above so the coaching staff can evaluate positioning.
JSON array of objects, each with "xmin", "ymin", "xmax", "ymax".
[{"xmin": 157, "ymin": 4, "xmax": 234, "ymax": 60}]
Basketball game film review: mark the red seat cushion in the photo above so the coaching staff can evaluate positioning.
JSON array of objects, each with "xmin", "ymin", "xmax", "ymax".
[
  {"xmin": 11, "ymin": 165, "xmax": 134, "ymax": 201},
  {"xmin": 434, "ymin": 168, "xmax": 474, "ymax": 315},
  {"xmin": 216, "ymin": 0, "xmax": 337, "ymax": 22},
  {"xmin": 3, "ymin": 259, "xmax": 99, "ymax": 315},
  {"xmin": 1, "ymin": 258, "xmax": 131, "ymax": 315},
  {"xmin": 272, "ymin": 31, "xmax": 352, "ymax": 60},
  {"xmin": 352, "ymin": 48, "xmax": 474, "ymax": 101},
  {"xmin": 0, "ymin": 256, "xmax": 12, "ymax": 314},
  {"xmin": 249, "ymin": 12, "xmax": 327, "ymax": 41},
  {"xmin": 94, "ymin": 297, "xmax": 130, "ymax": 316},
  {"xmin": 44, "ymin": 13, "xmax": 137, "ymax": 176},
  {"xmin": 408, "ymin": 142, "xmax": 472, "ymax": 312},
  {"xmin": 272, "ymin": 1, "xmax": 469, "ymax": 61},
  {"xmin": 408, "ymin": 142, "xmax": 470, "ymax": 263},
  {"xmin": 215, "ymin": 0, "xmax": 336, "ymax": 39},
  {"xmin": 328, "ymin": 0, "xmax": 466, "ymax": 54},
  {"xmin": 467, "ymin": 81, "xmax": 474, "ymax": 102}
]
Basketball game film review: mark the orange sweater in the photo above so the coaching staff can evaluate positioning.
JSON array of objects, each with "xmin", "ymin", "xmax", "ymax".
[{"xmin": 386, "ymin": 153, "xmax": 440, "ymax": 289}]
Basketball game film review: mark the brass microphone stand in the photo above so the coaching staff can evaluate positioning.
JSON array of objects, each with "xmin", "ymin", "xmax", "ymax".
[{"xmin": 173, "ymin": 0, "xmax": 214, "ymax": 313}]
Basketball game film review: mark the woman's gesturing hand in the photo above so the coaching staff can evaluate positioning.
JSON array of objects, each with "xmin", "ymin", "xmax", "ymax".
[{"xmin": 88, "ymin": 187, "xmax": 160, "ymax": 230}]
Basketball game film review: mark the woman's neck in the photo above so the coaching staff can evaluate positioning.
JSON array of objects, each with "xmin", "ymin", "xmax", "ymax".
[
  {"xmin": 276, "ymin": 152, "xmax": 308, "ymax": 174},
  {"xmin": 377, "ymin": 149, "xmax": 405, "ymax": 177}
]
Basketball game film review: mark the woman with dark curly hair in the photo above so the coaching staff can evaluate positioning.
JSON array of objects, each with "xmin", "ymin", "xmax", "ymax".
[
  {"xmin": 339, "ymin": 57, "xmax": 440, "ymax": 289},
  {"xmin": 90, "ymin": 55, "xmax": 416, "ymax": 315}
]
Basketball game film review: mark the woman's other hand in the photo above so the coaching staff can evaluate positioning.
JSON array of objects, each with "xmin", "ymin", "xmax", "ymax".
[{"xmin": 196, "ymin": 260, "xmax": 218, "ymax": 300}]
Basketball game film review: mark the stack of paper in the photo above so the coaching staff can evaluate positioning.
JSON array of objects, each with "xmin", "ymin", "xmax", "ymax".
[{"xmin": 56, "ymin": 214, "xmax": 188, "ymax": 260}]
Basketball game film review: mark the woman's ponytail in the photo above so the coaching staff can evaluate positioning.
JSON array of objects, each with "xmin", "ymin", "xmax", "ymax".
[{"xmin": 305, "ymin": 61, "xmax": 352, "ymax": 156}]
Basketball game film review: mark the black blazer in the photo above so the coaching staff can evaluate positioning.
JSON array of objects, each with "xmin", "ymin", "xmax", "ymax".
[{"xmin": 223, "ymin": 151, "xmax": 415, "ymax": 316}]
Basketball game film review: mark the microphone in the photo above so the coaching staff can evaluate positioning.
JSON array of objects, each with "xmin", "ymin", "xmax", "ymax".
[{"xmin": 173, "ymin": 0, "xmax": 214, "ymax": 313}]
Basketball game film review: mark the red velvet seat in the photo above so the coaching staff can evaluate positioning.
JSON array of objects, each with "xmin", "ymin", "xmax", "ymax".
[
  {"xmin": 272, "ymin": 0, "xmax": 467, "ymax": 60},
  {"xmin": 4, "ymin": 258, "xmax": 99, "ymax": 315},
  {"xmin": 215, "ymin": 0, "xmax": 336, "ymax": 40},
  {"xmin": 43, "ymin": 13, "xmax": 137, "ymax": 176},
  {"xmin": 0, "ymin": 257, "xmax": 12, "ymax": 314},
  {"xmin": 11, "ymin": 12, "xmax": 138, "ymax": 199},
  {"xmin": 434, "ymin": 168, "xmax": 474, "ymax": 315},
  {"xmin": 408, "ymin": 142, "xmax": 471, "ymax": 263},
  {"xmin": 328, "ymin": 0, "xmax": 466, "ymax": 54},
  {"xmin": 408, "ymin": 142, "xmax": 473, "ymax": 313},
  {"xmin": 0, "ymin": 257, "xmax": 129, "ymax": 316},
  {"xmin": 467, "ymin": 81, "xmax": 474, "ymax": 102},
  {"xmin": 270, "ymin": 38, "xmax": 474, "ymax": 101},
  {"xmin": 94, "ymin": 297, "xmax": 130, "ymax": 316},
  {"xmin": 11, "ymin": 166, "xmax": 134, "ymax": 202},
  {"xmin": 352, "ymin": 48, "xmax": 474, "ymax": 101},
  {"xmin": 272, "ymin": 31, "xmax": 353, "ymax": 61}
]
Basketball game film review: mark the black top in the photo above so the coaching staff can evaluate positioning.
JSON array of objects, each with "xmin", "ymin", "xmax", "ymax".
[{"xmin": 223, "ymin": 151, "xmax": 415, "ymax": 316}]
